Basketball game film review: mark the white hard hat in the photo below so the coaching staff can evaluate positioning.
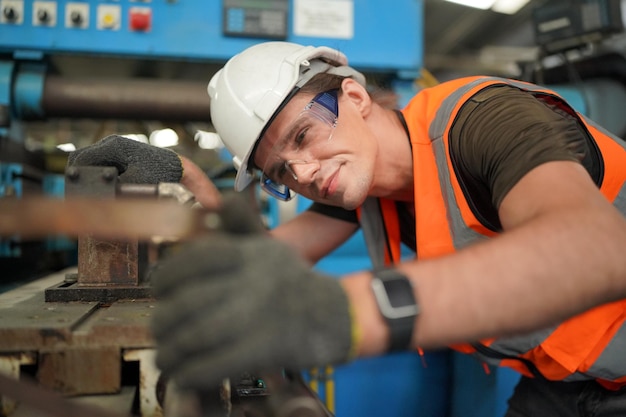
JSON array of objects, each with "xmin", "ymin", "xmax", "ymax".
[{"xmin": 207, "ymin": 41, "xmax": 366, "ymax": 192}]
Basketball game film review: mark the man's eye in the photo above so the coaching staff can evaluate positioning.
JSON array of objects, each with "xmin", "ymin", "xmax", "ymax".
[{"xmin": 295, "ymin": 127, "xmax": 309, "ymax": 146}]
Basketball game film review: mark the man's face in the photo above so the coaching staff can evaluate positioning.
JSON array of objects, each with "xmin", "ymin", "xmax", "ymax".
[{"xmin": 253, "ymin": 85, "xmax": 377, "ymax": 210}]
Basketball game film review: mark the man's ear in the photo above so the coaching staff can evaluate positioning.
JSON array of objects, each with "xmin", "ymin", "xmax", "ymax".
[{"xmin": 341, "ymin": 77, "xmax": 372, "ymax": 117}]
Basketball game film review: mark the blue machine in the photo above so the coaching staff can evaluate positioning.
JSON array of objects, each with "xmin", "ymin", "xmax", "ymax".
[
  {"xmin": 0, "ymin": 1, "xmax": 422, "ymax": 72},
  {"xmin": 0, "ymin": 0, "xmax": 423, "ymax": 124}
]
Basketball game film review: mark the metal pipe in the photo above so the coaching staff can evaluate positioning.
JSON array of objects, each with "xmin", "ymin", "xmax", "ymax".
[{"xmin": 41, "ymin": 75, "xmax": 211, "ymax": 122}]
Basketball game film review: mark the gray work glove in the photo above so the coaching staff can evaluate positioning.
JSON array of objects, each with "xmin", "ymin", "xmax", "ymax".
[
  {"xmin": 67, "ymin": 134, "xmax": 183, "ymax": 184},
  {"xmin": 150, "ymin": 194, "xmax": 356, "ymax": 390}
]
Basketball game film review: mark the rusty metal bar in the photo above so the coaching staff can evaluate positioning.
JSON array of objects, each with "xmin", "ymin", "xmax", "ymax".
[
  {"xmin": 0, "ymin": 197, "xmax": 202, "ymax": 240},
  {"xmin": 77, "ymin": 238, "xmax": 140, "ymax": 287}
]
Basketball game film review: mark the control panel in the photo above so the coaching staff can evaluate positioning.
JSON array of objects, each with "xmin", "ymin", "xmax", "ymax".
[
  {"xmin": 32, "ymin": 1, "xmax": 57, "ymax": 27},
  {"xmin": 0, "ymin": 0, "xmax": 423, "ymax": 74}
]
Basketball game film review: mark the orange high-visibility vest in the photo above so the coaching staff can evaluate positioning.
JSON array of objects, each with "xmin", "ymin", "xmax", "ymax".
[{"xmin": 357, "ymin": 76, "xmax": 626, "ymax": 389}]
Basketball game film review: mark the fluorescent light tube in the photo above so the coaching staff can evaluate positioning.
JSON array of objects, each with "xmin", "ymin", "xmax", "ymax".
[
  {"xmin": 491, "ymin": 0, "xmax": 531, "ymax": 14},
  {"xmin": 444, "ymin": 0, "xmax": 497, "ymax": 10}
]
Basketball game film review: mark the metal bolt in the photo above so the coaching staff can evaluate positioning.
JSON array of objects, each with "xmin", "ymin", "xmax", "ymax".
[
  {"xmin": 102, "ymin": 170, "xmax": 116, "ymax": 183},
  {"xmin": 66, "ymin": 167, "xmax": 80, "ymax": 181}
]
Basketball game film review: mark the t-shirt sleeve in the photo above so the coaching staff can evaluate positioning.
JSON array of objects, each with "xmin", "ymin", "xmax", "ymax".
[
  {"xmin": 307, "ymin": 202, "xmax": 359, "ymax": 223},
  {"xmin": 450, "ymin": 85, "xmax": 594, "ymax": 210}
]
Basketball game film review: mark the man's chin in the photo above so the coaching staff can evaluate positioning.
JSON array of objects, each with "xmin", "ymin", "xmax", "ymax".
[
  {"xmin": 337, "ymin": 192, "xmax": 368, "ymax": 211},
  {"xmin": 299, "ymin": 188, "xmax": 367, "ymax": 210}
]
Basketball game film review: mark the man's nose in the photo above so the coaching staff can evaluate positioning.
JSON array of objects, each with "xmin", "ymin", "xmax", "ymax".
[{"xmin": 288, "ymin": 160, "xmax": 320, "ymax": 185}]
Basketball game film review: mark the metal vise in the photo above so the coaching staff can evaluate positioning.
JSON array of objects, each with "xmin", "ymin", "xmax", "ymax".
[{"xmin": 45, "ymin": 165, "xmax": 195, "ymax": 303}]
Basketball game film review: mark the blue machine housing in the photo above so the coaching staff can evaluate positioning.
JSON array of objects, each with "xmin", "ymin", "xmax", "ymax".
[{"xmin": 0, "ymin": 0, "xmax": 423, "ymax": 74}]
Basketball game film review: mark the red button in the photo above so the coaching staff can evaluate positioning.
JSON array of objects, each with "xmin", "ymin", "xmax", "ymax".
[{"xmin": 130, "ymin": 11, "xmax": 150, "ymax": 31}]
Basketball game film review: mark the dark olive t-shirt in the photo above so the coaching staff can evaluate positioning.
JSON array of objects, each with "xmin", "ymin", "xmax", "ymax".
[{"xmin": 308, "ymin": 84, "xmax": 601, "ymax": 250}]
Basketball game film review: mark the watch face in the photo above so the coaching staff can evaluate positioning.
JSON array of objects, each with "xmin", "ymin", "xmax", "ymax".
[
  {"xmin": 384, "ymin": 277, "xmax": 415, "ymax": 309},
  {"xmin": 372, "ymin": 275, "xmax": 419, "ymax": 320}
]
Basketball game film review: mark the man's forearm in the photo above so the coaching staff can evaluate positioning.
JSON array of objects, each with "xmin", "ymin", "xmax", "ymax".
[
  {"xmin": 414, "ymin": 203, "xmax": 626, "ymax": 349},
  {"xmin": 343, "ymin": 204, "xmax": 626, "ymax": 355}
]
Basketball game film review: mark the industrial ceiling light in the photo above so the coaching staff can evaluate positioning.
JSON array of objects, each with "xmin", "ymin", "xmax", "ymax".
[
  {"xmin": 56, "ymin": 143, "xmax": 76, "ymax": 152},
  {"xmin": 444, "ymin": 0, "xmax": 531, "ymax": 14},
  {"xmin": 149, "ymin": 128, "xmax": 179, "ymax": 148},
  {"xmin": 195, "ymin": 130, "xmax": 225, "ymax": 150},
  {"xmin": 444, "ymin": 0, "xmax": 497, "ymax": 10},
  {"xmin": 491, "ymin": 0, "xmax": 531, "ymax": 14}
]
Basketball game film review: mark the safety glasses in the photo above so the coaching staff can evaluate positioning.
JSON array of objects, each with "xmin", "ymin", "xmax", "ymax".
[{"xmin": 260, "ymin": 89, "xmax": 339, "ymax": 201}]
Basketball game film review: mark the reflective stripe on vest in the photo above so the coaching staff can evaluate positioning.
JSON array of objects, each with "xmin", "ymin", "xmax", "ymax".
[
  {"xmin": 358, "ymin": 197, "xmax": 403, "ymax": 268},
  {"xmin": 586, "ymin": 317, "xmax": 626, "ymax": 382},
  {"xmin": 358, "ymin": 76, "xmax": 626, "ymax": 384}
]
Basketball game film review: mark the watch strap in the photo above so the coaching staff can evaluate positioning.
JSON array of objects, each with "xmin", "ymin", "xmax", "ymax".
[{"xmin": 371, "ymin": 268, "xmax": 418, "ymax": 352}]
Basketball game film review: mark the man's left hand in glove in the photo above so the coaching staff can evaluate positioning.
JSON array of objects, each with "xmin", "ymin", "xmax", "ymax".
[
  {"xmin": 150, "ymin": 195, "xmax": 359, "ymax": 390},
  {"xmin": 67, "ymin": 134, "xmax": 183, "ymax": 184},
  {"xmin": 67, "ymin": 134, "xmax": 221, "ymax": 208}
]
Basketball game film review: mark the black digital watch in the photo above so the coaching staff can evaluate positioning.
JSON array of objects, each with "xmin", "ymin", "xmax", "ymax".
[{"xmin": 370, "ymin": 268, "xmax": 419, "ymax": 352}]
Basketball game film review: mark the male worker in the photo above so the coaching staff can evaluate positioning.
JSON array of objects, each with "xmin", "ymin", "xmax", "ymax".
[{"xmin": 68, "ymin": 42, "xmax": 626, "ymax": 416}]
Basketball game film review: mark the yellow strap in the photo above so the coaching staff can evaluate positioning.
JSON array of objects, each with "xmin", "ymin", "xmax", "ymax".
[
  {"xmin": 325, "ymin": 366, "xmax": 335, "ymax": 413},
  {"xmin": 415, "ymin": 68, "xmax": 439, "ymax": 89}
]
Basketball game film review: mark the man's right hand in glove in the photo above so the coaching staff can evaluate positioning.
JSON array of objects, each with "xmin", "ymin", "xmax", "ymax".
[
  {"xmin": 149, "ymin": 194, "xmax": 363, "ymax": 390},
  {"xmin": 67, "ymin": 134, "xmax": 221, "ymax": 208}
]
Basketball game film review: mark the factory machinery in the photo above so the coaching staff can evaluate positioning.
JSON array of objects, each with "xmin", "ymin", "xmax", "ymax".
[{"xmin": 0, "ymin": 1, "xmax": 429, "ymax": 416}]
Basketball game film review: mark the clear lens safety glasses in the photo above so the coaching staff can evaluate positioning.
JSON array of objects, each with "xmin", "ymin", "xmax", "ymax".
[{"xmin": 260, "ymin": 89, "xmax": 339, "ymax": 201}]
